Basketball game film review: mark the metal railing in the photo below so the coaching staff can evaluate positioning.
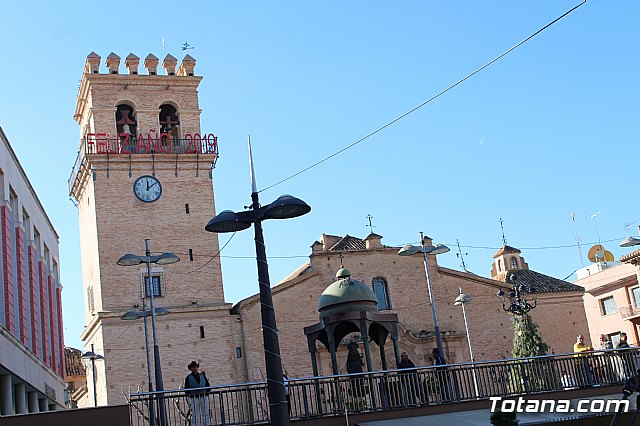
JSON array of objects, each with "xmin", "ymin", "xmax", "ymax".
[
  {"xmin": 129, "ymin": 349, "xmax": 638, "ymax": 425},
  {"xmin": 68, "ymin": 134, "xmax": 219, "ymax": 200}
]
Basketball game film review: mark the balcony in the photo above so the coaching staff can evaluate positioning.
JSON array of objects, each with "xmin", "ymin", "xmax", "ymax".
[
  {"xmin": 68, "ymin": 133, "xmax": 219, "ymax": 204},
  {"xmin": 619, "ymin": 304, "xmax": 640, "ymax": 320}
]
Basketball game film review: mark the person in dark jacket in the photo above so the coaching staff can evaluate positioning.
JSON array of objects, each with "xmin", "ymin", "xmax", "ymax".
[
  {"xmin": 398, "ymin": 352, "xmax": 423, "ymax": 405},
  {"xmin": 184, "ymin": 361, "xmax": 211, "ymax": 426},
  {"xmin": 432, "ymin": 348, "xmax": 451, "ymax": 401}
]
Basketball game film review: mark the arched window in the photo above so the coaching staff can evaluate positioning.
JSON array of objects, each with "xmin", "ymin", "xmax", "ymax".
[
  {"xmin": 115, "ymin": 104, "xmax": 137, "ymax": 152},
  {"xmin": 510, "ymin": 257, "xmax": 518, "ymax": 269},
  {"xmin": 159, "ymin": 104, "xmax": 181, "ymax": 151},
  {"xmin": 498, "ymin": 259, "xmax": 503, "ymax": 271},
  {"xmin": 372, "ymin": 277, "xmax": 391, "ymax": 310}
]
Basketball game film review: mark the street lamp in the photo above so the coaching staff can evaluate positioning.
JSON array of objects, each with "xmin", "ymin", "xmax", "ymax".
[
  {"xmin": 497, "ymin": 276, "xmax": 537, "ymax": 315},
  {"xmin": 204, "ymin": 139, "xmax": 310, "ymax": 426},
  {"xmin": 81, "ymin": 343, "xmax": 104, "ymax": 407},
  {"xmin": 454, "ymin": 288, "xmax": 479, "ymax": 397},
  {"xmin": 117, "ymin": 240, "xmax": 179, "ymax": 426},
  {"xmin": 620, "ymin": 226, "xmax": 640, "ymax": 248},
  {"xmin": 397, "ymin": 232, "xmax": 449, "ymax": 360}
]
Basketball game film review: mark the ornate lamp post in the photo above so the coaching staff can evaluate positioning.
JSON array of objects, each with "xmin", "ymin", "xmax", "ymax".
[
  {"xmin": 204, "ymin": 140, "xmax": 310, "ymax": 426},
  {"xmin": 397, "ymin": 233, "xmax": 450, "ymax": 360},
  {"xmin": 117, "ymin": 240, "xmax": 179, "ymax": 426},
  {"xmin": 81, "ymin": 344, "xmax": 104, "ymax": 407},
  {"xmin": 497, "ymin": 277, "xmax": 537, "ymax": 315}
]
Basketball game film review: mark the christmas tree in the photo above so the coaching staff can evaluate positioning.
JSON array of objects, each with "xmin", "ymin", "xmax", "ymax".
[{"xmin": 512, "ymin": 314, "xmax": 549, "ymax": 358}]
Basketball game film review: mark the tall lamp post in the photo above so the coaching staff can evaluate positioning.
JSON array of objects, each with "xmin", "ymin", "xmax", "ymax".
[
  {"xmin": 397, "ymin": 233, "xmax": 449, "ymax": 360},
  {"xmin": 454, "ymin": 288, "xmax": 479, "ymax": 397},
  {"xmin": 81, "ymin": 344, "xmax": 104, "ymax": 407},
  {"xmin": 205, "ymin": 140, "xmax": 310, "ymax": 426},
  {"xmin": 117, "ymin": 240, "xmax": 179, "ymax": 426},
  {"xmin": 121, "ymin": 306, "xmax": 170, "ymax": 426}
]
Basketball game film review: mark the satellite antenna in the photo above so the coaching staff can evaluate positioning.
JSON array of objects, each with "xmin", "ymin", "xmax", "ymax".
[
  {"xmin": 571, "ymin": 212, "xmax": 584, "ymax": 267},
  {"xmin": 620, "ymin": 223, "xmax": 640, "ymax": 248},
  {"xmin": 181, "ymin": 42, "xmax": 194, "ymax": 51},
  {"xmin": 587, "ymin": 244, "xmax": 614, "ymax": 263}
]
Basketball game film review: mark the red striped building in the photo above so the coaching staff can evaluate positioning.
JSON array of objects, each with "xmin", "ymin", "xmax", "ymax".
[{"xmin": 0, "ymin": 127, "xmax": 65, "ymax": 414}]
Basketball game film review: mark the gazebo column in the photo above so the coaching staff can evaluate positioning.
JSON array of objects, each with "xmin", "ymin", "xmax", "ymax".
[
  {"xmin": 306, "ymin": 334, "xmax": 320, "ymax": 377},
  {"xmin": 326, "ymin": 325, "xmax": 339, "ymax": 375},
  {"xmin": 379, "ymin": 344, "xmax": 388, "ymax": 370},
  {"xmin": 360, "ymin": 320, "xmax": 373, "ymax": 372},
  {"xmin": 391, "ymin": 336, "xmax": 401, "ymax": 367}
]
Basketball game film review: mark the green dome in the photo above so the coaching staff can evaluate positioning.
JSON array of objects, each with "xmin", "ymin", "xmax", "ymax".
[{"xmin": 318, "ymin": 274, "xmax": 378, "ymax": 318}]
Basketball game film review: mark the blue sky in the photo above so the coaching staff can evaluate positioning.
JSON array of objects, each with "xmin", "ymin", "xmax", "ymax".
[{"xmin": 1, "ymin": 1, "xmax": 638, "ymax": 349}]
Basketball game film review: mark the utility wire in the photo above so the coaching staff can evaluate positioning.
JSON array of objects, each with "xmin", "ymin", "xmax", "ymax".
[{"xmin": 258, "ymin": 0, "xmax": 587, "ymax": 194}]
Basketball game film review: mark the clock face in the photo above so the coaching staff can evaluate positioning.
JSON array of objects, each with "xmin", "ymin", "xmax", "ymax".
[{"xmin": 133, "ymin": 175, "xmax": 162, "ymax": 203}]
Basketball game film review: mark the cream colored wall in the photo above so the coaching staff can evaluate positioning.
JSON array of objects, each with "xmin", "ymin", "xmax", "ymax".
[{"xmin": 576, "ymin": 263, "xmax": 639, "ymax": 347}]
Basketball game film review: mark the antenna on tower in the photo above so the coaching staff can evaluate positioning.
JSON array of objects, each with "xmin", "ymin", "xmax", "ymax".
[
  {"xmin": 365, "ymin": 214, "xmax": 376, "ymax": 234},
  {"xmin": 499, "ymin": 218, "xmax": 507, "ymax": 246},
  {"xmin": 571, "ymin": 211, "xmax": 584, "ymax": 267},
  {"xmin": 588, "ymin": 211, "xmax": 606, "ymax": 266},
  {"xmin": 456, "ymin": 239, "xmax": 469, "ymax": 272},
  {"xmin": 162, "ymin": 37, "xmax": 166, "ymax": 53}
]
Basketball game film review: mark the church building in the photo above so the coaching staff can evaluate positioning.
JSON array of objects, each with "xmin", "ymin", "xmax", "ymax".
[{"xmin": 69, "ymin": 52, "xmax": 589, "ymax": 406}]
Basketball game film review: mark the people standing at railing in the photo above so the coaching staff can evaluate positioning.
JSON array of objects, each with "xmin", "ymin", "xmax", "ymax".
[
  {"xmin": 346, "ymin": 342, "xmax": 367, "ymax": 402},
  {"xmin": 615, "ymin": 332, "xmax": 634, "ymax": 380},
  {"xmin": 572, "ymin": 335, "xmax": 594, "ymax": 386},
  {"xmin": 398, "ymin": 352, "xmax": 418, "ymax": 405},
  {"xmin": 594, "ymin": 334, "xmax": 615, "ymax": 383},
  {"xmin": 184, "ymin": 361, "xmax": 211, "ymax": 426},
  {"xmin": 432, "ymin": 348, "xmax": 451, "ymax": 401}
]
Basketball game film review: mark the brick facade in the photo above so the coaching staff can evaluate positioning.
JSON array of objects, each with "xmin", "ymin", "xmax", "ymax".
[
  {"xmin": 233, "ymin": 236, "xmax": 590, "ymax": 381},
  {"xmin": 1, "ymin": 204, "xmax": 15, "ymax": 333}
]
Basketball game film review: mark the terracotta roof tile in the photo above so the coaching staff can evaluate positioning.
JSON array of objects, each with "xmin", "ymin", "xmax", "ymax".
[
  {"xmin": 494, "ymin": 270, "xmax": 584, "ymax": 293},
  {"xmin": 65, "ymin": 347, "xmax": 86, "ymax": 377},
  {"xmin": 493, "ymin": 245, "xmax": 521, "ymax": 258},
  {"xmin": 329, "ymin": 235, "xmax": 366, "ymax": 251}
]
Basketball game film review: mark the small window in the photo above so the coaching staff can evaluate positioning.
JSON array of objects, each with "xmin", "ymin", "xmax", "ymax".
[
  {"xmin": 199, "ymin": 326, "xmax": 205, "ymax": 339},
  {"xmin": 510, "ymin": 257, "xmax": 518, "ymax": 269},
  {"xmin": 632, "ymin": 287, "xmax": 640, "ymax": 308},
  {"xmin": 189, "ymin": 249, "xmax": 194, "ymax": 261},
  {"xmin": 600, "ymin": 296, "xmax": 616, "ymax": 316},
  {"xmin": 235, "ymin": 347, "xmax": 242, "ymax": 358},
  {"xmin": 372, "ymin": 277, "xmax": 391, "ymax": 310},
  {"xmin": 498, "ymin": 259, "xmax": 503, "ymax": 271},
  {"xmin": 143, "ymin": 275, "xmax": 162, "ymax": 297},
  {"xmin": 185, "ymin": 204, "xmax": 190, "ymax": 214}
]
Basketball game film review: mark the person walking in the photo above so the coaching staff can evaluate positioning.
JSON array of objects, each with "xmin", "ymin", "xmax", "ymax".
[
  {"xmin": 346, "ymin": 342, "xmax": 366, "ymax": 401},
  {"xmin": 616, "ymin": 332, "xmax": 633, "ymax": 379},
  {"xmin": 184, "ymin": 361, "xmax": 211, "ymax": 426}
]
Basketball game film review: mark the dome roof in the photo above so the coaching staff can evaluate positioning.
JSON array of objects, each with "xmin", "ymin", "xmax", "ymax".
[{"xmin": 318, "ymin": 269, "xmax": 378, "ymax": 318}]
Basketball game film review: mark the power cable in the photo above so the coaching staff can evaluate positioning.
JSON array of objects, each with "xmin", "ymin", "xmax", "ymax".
[
  {"xmin": 163, "ymin": 232, "xmax": 236, "ymax": 275},
  {"xmin": 258, "ymin": 0, "xmax": 587, "ymax": 194}
]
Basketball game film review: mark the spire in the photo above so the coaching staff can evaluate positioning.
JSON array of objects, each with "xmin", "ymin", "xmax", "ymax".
[{"xmin": 248, "ymin": 136, "xmax": 257, "ymax": 194}]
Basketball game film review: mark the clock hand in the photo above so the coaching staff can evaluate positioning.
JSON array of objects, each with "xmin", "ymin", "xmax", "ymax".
[
  {"xmin": 149, "ymin": 182, "xmax": 158, "ymax": 189},
  {"xmin": 146, "ymin": 181, "xmax": 150, "ymax": 190}
]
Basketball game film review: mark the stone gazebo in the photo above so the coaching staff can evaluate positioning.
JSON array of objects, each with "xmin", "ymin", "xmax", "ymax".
[{"xmin": 304, "ymin": 268, "xmax": 402, "ymax": 376}]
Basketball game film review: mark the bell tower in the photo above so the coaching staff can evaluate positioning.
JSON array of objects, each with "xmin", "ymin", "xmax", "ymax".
[{"xmin": 69, "ymin": 52, "xmax": 238, "ymax": 405}]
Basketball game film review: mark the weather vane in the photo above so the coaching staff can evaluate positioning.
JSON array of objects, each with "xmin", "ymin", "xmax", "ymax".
[
  {"xmin": 366, "ymin": 214, "xmax": 376, "ymax": 233},
  {"xmin": 499, "ymin": 218, "xmax": 507, "ymax": 246},
  {"xmin": 456, "ymin": 239, "xmax": 468, "ymax": 271},
  {"xmin": 182, "ymin": 41, "xmax": 195, "ymax": 51}
]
